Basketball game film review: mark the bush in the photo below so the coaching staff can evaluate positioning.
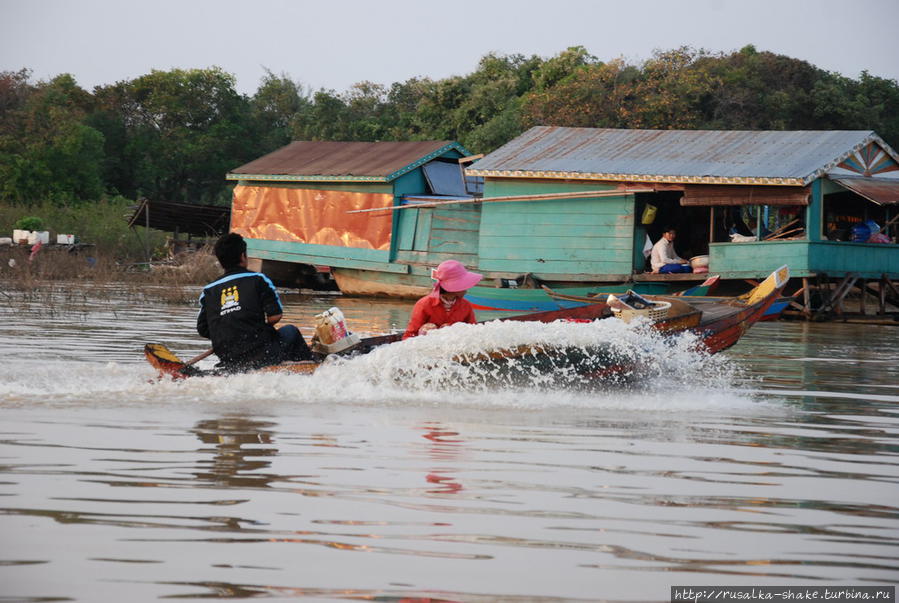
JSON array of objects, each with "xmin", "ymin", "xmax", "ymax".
[
  {"xmin": 1, "ymin": 198, "xmax": 168, "ymax": 260},
  {"xmin": 14, "ymin": 216, "xmax": 44, "ymax": 231}
]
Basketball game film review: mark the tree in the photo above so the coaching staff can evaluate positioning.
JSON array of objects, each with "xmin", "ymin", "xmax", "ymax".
[
  {"xmin": 521, "ymin": 58, "xmax": 641, "ymax": 128},
  {"xmin": 694, "ymin": 45, "xmax": 822, "ymax": 130},
  {"xmin": 624, "ymin": 47, "xmax": 714, "ymax": 129},
  {"xmin": 92, "ymin": 67, "xmax": 253, "ymax": 204},
  {"xmin": 0, "ymin": 73, "xmax": 105, "ymax": 203},
  {"xmin": 530, "ymin": 46, "xmax": 598, "ymax": 91},
  {"xmin": 250, "ymin": 70, "xmax": 310, "ymax": 152}
]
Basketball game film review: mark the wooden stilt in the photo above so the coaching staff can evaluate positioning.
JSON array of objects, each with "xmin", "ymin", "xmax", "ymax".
[
  {"xmin": 802, "ymin": 277, "xmax": 812, "ymax": 319},
  {"xmin": 883, "ymin": 275, "xmax": 899, "ymax": 302},
  {"xmin": 860, "ymin": 278, "xmax": 866, "ymax": 316},
  {"xmin": 829, "ymin": 274, "xmax": 859, "ymax": 318}
]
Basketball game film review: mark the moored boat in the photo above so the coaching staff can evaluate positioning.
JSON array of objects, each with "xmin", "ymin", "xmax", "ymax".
[{"xmin": 465, "ymin": 275, "xmax": 719, "ymax": 312}]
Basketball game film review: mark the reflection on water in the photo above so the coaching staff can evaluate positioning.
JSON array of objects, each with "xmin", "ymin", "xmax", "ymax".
[
  {"xmin": 192, "ymin": 418, "xmax": 279, "ymax": 490},
  {"xmin": 421, "ymin": 423, "xmax": 465, "ymax": 495},
  {"xmin": 0, "ymin": 286, "xmax": 898, "ymax": 600}
]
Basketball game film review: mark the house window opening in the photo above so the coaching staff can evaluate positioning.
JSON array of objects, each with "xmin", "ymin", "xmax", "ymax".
[
  {"xmin": 824, "ymin": 191, "xmax": 893, "ymax": 243},
  {"xmin": 637, "ymin": 192, "xmax": 709, "ymax": 272}
]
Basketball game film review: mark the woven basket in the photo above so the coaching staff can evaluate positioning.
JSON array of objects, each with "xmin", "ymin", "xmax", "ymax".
[{"xmin": 611, "ymin": 300, "xmax": 671, "ymax": 323}]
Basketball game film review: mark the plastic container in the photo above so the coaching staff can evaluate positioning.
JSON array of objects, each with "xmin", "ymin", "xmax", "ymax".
[
  {"xmin": 57, "ymin": 234, "xmax": 75, "ymax": 244},
  {"xmin": 13, "ymin": 229, "xmax": 29, "ymax": 244},
  {"xmin": 850, "ymin": 223, "xmax": 870, "ymax": 242},
  {"xmin": 26, "ymin": 231, "xmax": 50, "ymax": 245},
  {"xmin": 314, "ymin": 307, "xmax": 348, "ymax": 345},
  {"xmin": 689, "ymin": 255, "xmax": 709, "ymax": 269},
  {"xmin": 313, "ymin": 332, "xmax": 361, "ymax": 355},
  {"xmin": 312, "ymin": 307, "xmax": 360, "ymax": 355}
]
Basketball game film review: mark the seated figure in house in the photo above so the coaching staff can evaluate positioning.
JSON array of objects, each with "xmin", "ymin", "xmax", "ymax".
[
  {"xmin": 865, "ymin": 220, "xmax": 891, "ymax": 244},
  {"xmin": 651, "ymin": 227, "xmax": 692, "ymax": 274}
]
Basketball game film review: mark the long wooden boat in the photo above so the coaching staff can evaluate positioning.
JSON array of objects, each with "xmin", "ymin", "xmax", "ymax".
[
  {"xmin": 146, "ymin": 267, "xmax": 788, "ymax": 383},
  {"xmin": 465, "ymin": 276, "xmax": 718, "ymax": 312},
  {"xmin": 544, "ymin": 275, "xmax": 794, "ymax": 322}
]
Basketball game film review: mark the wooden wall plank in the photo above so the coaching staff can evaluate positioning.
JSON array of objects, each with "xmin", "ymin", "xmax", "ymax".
[
  {"xmin": 479, "ymin": 258, "xmax": 633, "ymax": 274},
  {"xmin": 478, "ymin": 195, "xmax": 635, "ymax": 276}
]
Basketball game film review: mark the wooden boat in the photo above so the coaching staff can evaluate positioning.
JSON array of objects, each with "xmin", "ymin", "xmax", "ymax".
[
  {"xmin": 759, "ymin": 297, "xmax": 792, "ymax": 321},
  {"xmin": 464, "ymin": 276, "xmax": 718, "ymax": 312},
  {"xmin": 465, "ymin": 282, "xmax": 671, "ymax": 312},
  {"xmin": 146, "ymin": 267, "xmax": 788, "ymax": 383},
  {"xmin": 544, "ymin": 275, "xmax": 790, "ymax": 322}
]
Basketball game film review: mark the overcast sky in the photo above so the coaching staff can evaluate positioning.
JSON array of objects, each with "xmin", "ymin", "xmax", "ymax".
[{"xmin": 2, "ymin": 0, "xmax": 898, "ymax": 96}]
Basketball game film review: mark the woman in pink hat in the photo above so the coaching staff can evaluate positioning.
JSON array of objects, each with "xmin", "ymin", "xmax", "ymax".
[{"xmin": 402, "ymin": 260, "xmax": 483, "ymax": 339}]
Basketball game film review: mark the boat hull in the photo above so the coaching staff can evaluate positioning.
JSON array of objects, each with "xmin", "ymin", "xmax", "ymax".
[
  {"xmin": 469, "ymin": 276, "xmax": 719, "ymax": 313},
  {"xmin": 465, "ymin": 283, "xmax": 671, "ymax": 312}
]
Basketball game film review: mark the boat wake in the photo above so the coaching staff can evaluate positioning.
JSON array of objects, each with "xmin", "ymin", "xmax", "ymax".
[
  {"xmin": 307, "ymin": 318, "xmax": 742, "ymax": 403},
  {"xmin": 0, "ymin": 319, "xmax": 753, "ymax": 412}
]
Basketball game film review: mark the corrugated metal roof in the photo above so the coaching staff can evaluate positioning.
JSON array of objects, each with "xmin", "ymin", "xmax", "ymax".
[
  {"xmin": 228, "ymin": 140, "xmax": 468, "ymax": 182},
  {"xmin": 467, "ymin": 127, "xmax": 896, "ymax": 186},
  {"xmin": 127, "ymin": 199, "xmax": 230, "ymax": 237},
  {"xmin": 831, "ymin": 177, "xmax": 899, "ymax": 205}
]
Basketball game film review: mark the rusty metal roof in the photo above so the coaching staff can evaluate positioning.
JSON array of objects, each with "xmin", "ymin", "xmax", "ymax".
[
  {"xmin": 227, "ymin": 140, "xmax": 469, "ymax": 183},
  {"xmin": 831, "ymin": 177, "xmax": 899, "ymax": 205},
  {"xmin": 127, "ymin": 199, "xmax": 231, "ymax": 237},
  {"xmin": 467, "ymin": 127, "xmax": 898, "ymax": 186}
]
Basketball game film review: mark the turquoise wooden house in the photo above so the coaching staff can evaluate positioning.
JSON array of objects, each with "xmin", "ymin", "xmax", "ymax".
[
  {"xmin": 226, "ymin": 140, "xmax": 479, "ymax": 295},
  {"xmin": 466, "ymin": 127, "xmax": 899, "ymax": 316},
  {"xmin": 227, "ymin": 129, "xmax": 899, "ymax": 316}
]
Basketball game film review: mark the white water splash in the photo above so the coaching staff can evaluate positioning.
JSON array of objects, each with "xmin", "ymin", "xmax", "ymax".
[
  {"xmin": 0, "ymin": 318, "xmax": 753, "ymax": 412},
  {"xmin": 309, "ymin": 318, "xmax": 741, "ymax": 401}
]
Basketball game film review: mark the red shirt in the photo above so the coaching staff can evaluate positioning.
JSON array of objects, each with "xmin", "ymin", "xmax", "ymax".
[{"xmin": 402, "ymin": 295, "xmax": 477, "ymax": 339}]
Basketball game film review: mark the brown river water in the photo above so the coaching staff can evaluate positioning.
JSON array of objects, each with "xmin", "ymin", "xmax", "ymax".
[{"xmin": 1, "ymin": 285, "xmax": 897, "ymax": 601}]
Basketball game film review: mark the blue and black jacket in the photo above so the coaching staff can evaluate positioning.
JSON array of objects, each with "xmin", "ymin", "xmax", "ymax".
[{"xmin": 197, "ymin": 268, "xmax": 283, "ymax": 369}]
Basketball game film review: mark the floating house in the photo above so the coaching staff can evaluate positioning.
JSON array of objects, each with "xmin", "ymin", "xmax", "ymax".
[
  {"xmin": 226, "ymin": 140, "xmax": 479, "ymax": 295},
  {"xmin": 466, "ymin": 127, "xmax": 899, "ymax": 317},
  {"xmin": 227, "ymin": 129, "xmax": 899, "ymax": 317}
]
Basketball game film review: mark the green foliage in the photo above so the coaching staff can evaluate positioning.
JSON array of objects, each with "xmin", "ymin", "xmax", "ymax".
[
  {"xmin": 0, "ymin": 198, "xmax": 166, "ymax": 258},
  {"xmin": 531, "ymin": 46, "xmax": 598, "ymax": 91},
  {"xmin": 90, "ymin": 67, "xmax": 254, "ymax": 204},
  {"xmin": 1, "ymin": 47, "xmax": 898, "ymax": 213},
  {"xmin": 14, "ymin": 215, "xmax": 43, "ymax": 231},
  {"xmin": 0, "ymin": 73, "xmax": 105, "ymax": 203},
  {"xmin": 251, "ymin": 69, "xmax": 311, "ymax": 152}
]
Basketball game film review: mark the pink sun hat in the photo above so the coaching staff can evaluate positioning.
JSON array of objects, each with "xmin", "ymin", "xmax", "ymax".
[{"xmin": 430, "ymin": 260, "xmax": 483, "ymax": 293}]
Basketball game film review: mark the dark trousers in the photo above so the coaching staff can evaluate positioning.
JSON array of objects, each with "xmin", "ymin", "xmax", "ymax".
[
  {"xmin": 277, "ymin": 325, "xmax": 313, "ymax": 361},
  {"xmin": 659, "ymin": 263, "xmax": 693, "ymax": 274}
]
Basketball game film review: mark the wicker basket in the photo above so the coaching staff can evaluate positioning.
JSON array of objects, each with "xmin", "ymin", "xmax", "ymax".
[{"xmin": 610, "ymin": 300, "xmax": 671, "ymax": 323}]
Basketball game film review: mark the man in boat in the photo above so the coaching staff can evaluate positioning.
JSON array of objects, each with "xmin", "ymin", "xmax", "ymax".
[
  {"xmin": 197, "ymin": 233, "xmax": 312, "ymax": 370},
  {"xmin": 403, "ymin": 260, "xmax": 483, "ymax": 339},
  {"xmin": 650, "ymin": 227, "xmax": 693, "ymax": 274}
]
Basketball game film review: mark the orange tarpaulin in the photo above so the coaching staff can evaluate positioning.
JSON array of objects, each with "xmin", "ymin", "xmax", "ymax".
[{"xmin": 230, "ymin": 185, "xmax": 394, "ymax": 250}]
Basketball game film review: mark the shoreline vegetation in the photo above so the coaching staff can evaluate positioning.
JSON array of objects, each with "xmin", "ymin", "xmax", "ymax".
[
  {"xmin": 1, "ymin": 199, "xmax": 221, "ymax": 306},
  {"xmin": 0, "ymin": 244, "xmax": 220, "ymax": 307}
]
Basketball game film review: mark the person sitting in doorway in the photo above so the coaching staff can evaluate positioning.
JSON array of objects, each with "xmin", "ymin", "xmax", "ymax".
[
  {"xmin": 403, "ymin": 260, "xmax": 482, "ymax": 339},
  {"xmin": 651, "ymin": 227, "xmax": 693, "ymax": 274},
  {"xmin": 197, "ymin": 233, "xmax": 312, "ymax": 371}
]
